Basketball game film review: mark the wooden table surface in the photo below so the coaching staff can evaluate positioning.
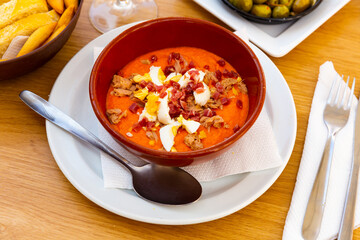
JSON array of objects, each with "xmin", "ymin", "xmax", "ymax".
[{"xmin": 1, "ymin": 0, "xmax": 360, "ymax": 239}]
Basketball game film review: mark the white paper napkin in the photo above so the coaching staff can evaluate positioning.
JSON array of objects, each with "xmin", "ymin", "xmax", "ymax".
[
  {"xmin": 283, "ymin": 61, "xmax": 360, "ymax": 240},
  {"xmin": 93, "ymin": 47, "xmax": 282, "ymax": 189}
]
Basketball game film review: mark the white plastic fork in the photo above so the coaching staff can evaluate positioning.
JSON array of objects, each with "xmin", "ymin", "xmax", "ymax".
[{"xmin": 302, "ymin": 75, "xmax": 355, "ymax": 240}]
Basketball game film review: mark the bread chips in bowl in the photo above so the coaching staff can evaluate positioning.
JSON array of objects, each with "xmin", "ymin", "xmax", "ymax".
[{"xmin": 0, "ymin": 0, "xmax": 83, "ymax": 80}]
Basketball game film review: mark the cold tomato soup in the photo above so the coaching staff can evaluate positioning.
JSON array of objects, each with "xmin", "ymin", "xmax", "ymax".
[{"xmin": 106, "ymin": 47, "xmax": 249, "ymax": 152}]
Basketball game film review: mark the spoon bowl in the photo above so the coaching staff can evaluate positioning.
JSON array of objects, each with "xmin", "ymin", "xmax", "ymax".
[
  {"xmin": 19, "ymin": 90, "xmax": 202, "ymax": 205},
  {"xmin": 132, "ymin": 164, "xmax": 202, "ymax": 204}
]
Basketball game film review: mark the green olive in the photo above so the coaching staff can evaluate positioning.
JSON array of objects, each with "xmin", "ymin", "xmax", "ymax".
[
  {"xmin": 272, "ymin": 5, "xmax": 290, "ymax": 18},
  {"xmin": 251, "ymin": 4, "xmax": 272, "ymax": 18},
  {"xmin": 230, "ymin": 0, "xmax": 253, "ymax": 12},
  {"xmin": 267, "ymin": 0, "xmax": 279, "ymax": 8},
  {"xmin": 280, "ymin": 0, "xmax": 294, "ymax": 8},
  {"xmin": 254, "ymin": 0, "xmax": 267, "ymax": 3},
  {"xmin": 292, "ymin": 0, "xmax": 311, "ymax": 13}
]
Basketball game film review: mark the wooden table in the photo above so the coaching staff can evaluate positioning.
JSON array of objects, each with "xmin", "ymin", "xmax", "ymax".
[{"xmin": 1, "ymin": 0, "xmax": 359, "ymax": 239}]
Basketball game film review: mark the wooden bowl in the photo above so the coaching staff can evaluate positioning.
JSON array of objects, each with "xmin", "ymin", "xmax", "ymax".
[
  {"xmin": 0, "ymin": 0, "xmax": 84, "ymax": 80},
  {"xmin": 90, "ymin": 17, "xmax": 266, "ymax": 167}
]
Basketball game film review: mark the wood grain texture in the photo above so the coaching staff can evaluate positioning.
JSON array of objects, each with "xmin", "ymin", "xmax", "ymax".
[{"xmin": 1, "ymin": 0, "xmax": 360, "ymax": 239}]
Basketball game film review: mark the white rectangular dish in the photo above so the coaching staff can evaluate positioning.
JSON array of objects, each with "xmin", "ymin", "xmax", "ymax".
[{"xmin": 193, "ymin": 0, "xmax": 350, "ymax": 57}]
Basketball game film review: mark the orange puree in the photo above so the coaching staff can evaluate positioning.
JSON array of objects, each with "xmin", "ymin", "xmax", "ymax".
[{"xmin": 106, "ymin": 47, "xmax": 249, "ymax": 151}]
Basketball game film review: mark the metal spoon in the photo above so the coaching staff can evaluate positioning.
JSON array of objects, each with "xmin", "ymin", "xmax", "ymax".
[{"xmin": 19, "ymin": 90, "xmax": 202, "ymax": 205}]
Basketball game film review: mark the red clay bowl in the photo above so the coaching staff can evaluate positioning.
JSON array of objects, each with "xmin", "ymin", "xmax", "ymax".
[
  {"xmin": 90, "ymin": 17, "xmax": 266, "ymax": 167},
  {"xmin": 0, "ymin": 0, "xmax": 84, "ymax": 80}
]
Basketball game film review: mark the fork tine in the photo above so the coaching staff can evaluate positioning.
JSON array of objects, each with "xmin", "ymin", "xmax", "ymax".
[
  {"xmin": 334, "ymin": 75, "xmax": 344, "ymax": 106},
  {"xmin": 346, "ymin": 77, "xmax": 356, "ymax": 109},
  {"xmin": 327, "ymin": 76, "xmax": 339, "ymax": 104},
  {"xmin": 340, "ymin": 76, "xmax": 350, "ymax": 107}
]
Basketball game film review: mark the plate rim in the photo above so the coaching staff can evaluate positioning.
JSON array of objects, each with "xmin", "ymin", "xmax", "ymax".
[{"xmin": 46, "ymin": 23, "xmax": 297, "ymax": 225}]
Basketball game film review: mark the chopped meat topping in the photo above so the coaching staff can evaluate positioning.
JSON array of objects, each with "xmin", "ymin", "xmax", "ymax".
[
  {"xmin": 221, "ymin": 97, "xmax": 231, "ymax": 105},
  {"xmin": 111, "ymin": 88, "xmax": 132, "ymax": 97},
  {"xmin": 236, "ymin": 99, "xmax": 243, "ymax": 109},
  {"xmin": 128, "ymin": 73, "xmax": 138, "ymax": 82},
  {"xmin": 205, "ymin": 99, "xmax": 222, "ymax": 109},
  {"xmin": 233, "ymin": 124, "xmax": 240, "ymax": 133},
  {"xmin": 108, "ymin": 61, "xmax": 248, "ymax": 152},
  {"xmin": 150, "ymin": 55, "xmax": 158, "ymax": 63},
  {"xmin": 112, "ymin": 75, "xmax": 132, "ymax": 89},
  {"xmin": 200, "ymin": 115, "xmax": 225, "ymax": 129},
  {"xmin": 209, "ymin": 87, "xmax": 217, "ymax": 95},
  {"xmin": 203, "ymin": 71, "xmax": 217, "ymax": 85},
  {"xmin": 184, "ymin": 133, "xmax": 203, "ymax": 150},
  {"xmin": 221, "ymin": 78, "xmax": 238, "ymax": 90},
  {"xmin": 174, "ymin": 59, "xmax": 181, "ymax": 73},
  {"xmin": 215, "ymin": 70, "xmax": 222, "ymax": 80},
  {"xmin": 199, "ymin": 116, "xmax": 210, "ymax": 128},
  {"xmin": 129, "ymin": 103, "xmax": 140, "ymax": 113},
  {"xmin": 129, "ymin": 85, "xmax": 137, "ymax": 91},
  {"xmin": 141, "ymin": 59, "xmax": 151, "ymax": 65},
  {"xmin": 212, "ymin": 115, "xmax": 225, "ymax": 128},
  {"xmin": 222, "ymin": 69, "xmax": 238, "ymax": 78},
  {"xmin": 129, "ymin": 96, "xmax": 145, "ymax": 108},
  {"xmin": 106, "ymin": 109, "xmax": 127, "ymax": 124},
  {"xmin": 238, "ymin": 81, "xmax": 248, "ymax": 94},
  {"xmin": 146, "ymin": 131, "xmax": 159, "ymax": 142},
  {"xmin": 164, "ymin": 65, "xmax": 176, "ymax": 76},
  {"xmin": 146, "ymin": 131, "xmax": 154, "ymax": 140},
  {"xmin": 217, "ymin": 59, "xmax": 226, "ymax": 67}
]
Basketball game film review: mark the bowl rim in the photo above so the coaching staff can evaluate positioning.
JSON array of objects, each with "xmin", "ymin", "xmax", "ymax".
[
  {"xmin": 0, "ymin": 0, "xmax": 84, "ymax": 63},
  {"xmin": 221, "ymin": 0, "xmax": 323, "ymax": 24},
  {"xmin": 89, "ymin": 17, "xmax": 266, "ymax": 159}
]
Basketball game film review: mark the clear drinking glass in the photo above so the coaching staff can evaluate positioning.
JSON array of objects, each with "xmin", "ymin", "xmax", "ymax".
[{"xmin": 89, "ymin": 0, "xmax": 158, "ymax": 33}]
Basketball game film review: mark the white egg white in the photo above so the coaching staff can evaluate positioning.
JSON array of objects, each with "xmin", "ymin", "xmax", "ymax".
[
  {"xmin": 181, "ymin": 118, "xmax": 200, "ymax": 133},
  {"xmin": 149, "ymin": 66, "xmax": 163, "ymax": 86},
  {"xmin": 178, "ymin": 68, "xmax": 206, "ymax": 88},
  {"xmin": 157, "ymin": 96, "xmax": 172, "ymax": 124},
  {"xmin": 138, "ymin": 107, "xmax": 157, "ymax": 122},
  {"xmin": 138, "ymin": 93, "xmax": 159, "ymax": 122},
  {"xmin": 159, "ymin": 121, "xmax": 181, "ymax": 152},
  {"xmin": 164, "ymin": 72, "xmax": 182, "ymax": 83},
  {"xmin": 197, "ymin": 70, "xmax": 205, "ymax": 82},
  {"xmin": 178, "ymin": 74, "xmax": 190, "ymax": 88},
  {"xmin": 194, "ymin": 82, "xmax": 210, "ymax": 106}
]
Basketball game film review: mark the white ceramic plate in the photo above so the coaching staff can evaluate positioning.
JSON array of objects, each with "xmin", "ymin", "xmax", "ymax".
[
  {"xmin": 193, "ymin": 0, "xmax": 350, "ymax": 57},
  {"xmin": 46, "ymin": 23, "xmax": 297, "ymax": 225}
]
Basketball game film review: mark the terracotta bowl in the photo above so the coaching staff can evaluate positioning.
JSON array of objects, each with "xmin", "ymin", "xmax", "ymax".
[
  {"xmin": 90, "ymin": 17, "xmax": 266, "ymax": 167},
  {"xmin": 0, "ymin": 0, "xmax": 84, "ymax": 80}
]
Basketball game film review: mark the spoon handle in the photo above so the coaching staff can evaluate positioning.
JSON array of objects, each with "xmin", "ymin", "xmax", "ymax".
[{"xmin": 19, "ymin": 90, "xmax": 134, "ymax": 172}]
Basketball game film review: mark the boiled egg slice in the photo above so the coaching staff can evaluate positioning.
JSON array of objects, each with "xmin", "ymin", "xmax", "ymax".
[
  {"xmin": 133, "ymin": 87, "xmax": 149, "ymax": 101},
  {"xmin": 178, "ymin": 68, "xmax": 206, "ymax": 88},
  {"xmin": 193, "ymin": 82, "xmax": 210, "ymax": 106},
  {"xmin": 178, "ymin": 74, "xmax": 190, "ymax": 88},
  {"xmin": 138, "ymin": 93, "xmax": 159, "ymax": 122},
  {"xmin": 139, "ymin": 108, "xmax": 156, "ymax": 122},
  {"xmin": 164, "ymin": 72, "xmax": 182, "ymax": 83},
  {"xmin": 157, "ymin": 95, "xmax": 172, "ymax": 125},
  {"xmin": 196, "ymin": 70, "xmax": 205, "ymax": 82},
  {"xmin": 177, "ymin": 115, "xmax": 200, "ymax": 133},
  {"xmin": 149, "ymin": 66, "xmax": 166, "ymax": 86},
  {"xmin": 159, "ymin": 121, "xmax": 181, "ymax": 152},
  {"xmin": 186, "ymin": 68, "xmax": 206, "ymax": 82}
]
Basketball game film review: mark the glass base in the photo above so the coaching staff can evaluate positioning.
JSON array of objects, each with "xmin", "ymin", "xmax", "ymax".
[{"xmin": 89, "ymin": 0, "xmax": 158, "ymax": 33}]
